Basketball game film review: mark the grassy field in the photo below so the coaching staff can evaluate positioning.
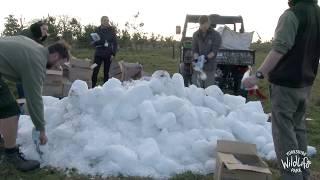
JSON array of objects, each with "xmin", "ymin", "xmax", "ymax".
[{"xmin": 1, "ymin": 45, "xmax": 319, "ymax": 179}]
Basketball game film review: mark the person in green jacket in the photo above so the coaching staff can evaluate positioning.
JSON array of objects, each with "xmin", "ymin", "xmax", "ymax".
[
  {"xmin": 17, "ymin": 21, "xmax": 49, "ymax": 99},
  {"xmin": 0, "ymin": 35, "xmax": 70, "ymax": 172},
  {"xmin": 243, "ymin": 0, "xmax": 320, "ymax": 179}
]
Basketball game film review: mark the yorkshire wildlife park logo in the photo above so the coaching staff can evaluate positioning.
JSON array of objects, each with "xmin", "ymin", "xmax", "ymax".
[{"xmin": 281, "ymin": 150, "xmax": 311, "ymax": 173}]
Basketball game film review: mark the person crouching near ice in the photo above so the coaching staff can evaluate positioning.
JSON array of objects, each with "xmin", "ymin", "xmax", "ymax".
[{"xmin": 0, "ymin": 36, "xmax": 70, "ymax": 172}]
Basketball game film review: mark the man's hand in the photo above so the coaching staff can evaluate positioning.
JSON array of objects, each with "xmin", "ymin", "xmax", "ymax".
[
  {"xmin": 243, "ymin": 75, "xmax": 259, "ymax": 89},
  {"xmin": 193, "ymin": 53, "xmax": 199, "ymax": 60},
  {"xmin": 39, "ymin": 130, "xmax": 48, "ymax": 145},
  {"xmin": 207, "ymin": 52, "xmax": 215, "ymax": 59}
]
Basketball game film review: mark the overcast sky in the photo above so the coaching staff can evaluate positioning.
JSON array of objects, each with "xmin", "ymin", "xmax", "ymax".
[{"xmin": 1, "ymin": 0, "xmax": 319, "ymax": 41}]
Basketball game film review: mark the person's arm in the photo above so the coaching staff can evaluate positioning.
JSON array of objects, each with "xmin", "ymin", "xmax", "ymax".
[
  {"xmin": 192, "ymin": 32, "xmax": 200, "ymax": 59},
  {"xmin": 21, "ymin": 66, "xmax": 45, "ymax": 132},
  {"xmin": 22, "ymin": 65, "xmax": 48, "ymax": 145},
  {"xmin": 242, "ymin": 50, "xmax": 284, "ymax": 88},
  {"xmin": 257, "ymin": 50, "xmax": 284, "ymax": 78},
  {"xmin": 272, "ymin": 10, "xmax": 299, "ymax": 55},
  {"xmin": 243, "ymin": 10, "xmax": 299, "ymax": 88},
  {"xmin": 91, "ymin": 28, "xmax": 104, "ymax": 46},
  {"xmin": 259, "ymin": 10, "xmax": 299, "ymax": 77}
]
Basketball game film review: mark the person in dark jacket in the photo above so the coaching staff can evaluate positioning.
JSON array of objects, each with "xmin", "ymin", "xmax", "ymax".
[
  {"xmin": 91, "ymin": 16, "xmax": 118, "ymax": 87},
  {"xmin": 17, "ymin": 21, "xmax": 49, "ymax": 99},
  {"xmin": 21, "ymin": 20, "xmax": 49, "ymax": 45},
  {"xmin": 243, "ymin": 0, "xmax": 320, "ymax": 179},
  {"xmin": 192, "ymin": 15, "xmax": 221, "ymax": 88}
]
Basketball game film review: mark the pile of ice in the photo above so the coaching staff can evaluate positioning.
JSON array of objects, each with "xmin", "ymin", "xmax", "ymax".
[{"xmin": 17, "ymin": 71, "xmax": 317, "ymax": 178}]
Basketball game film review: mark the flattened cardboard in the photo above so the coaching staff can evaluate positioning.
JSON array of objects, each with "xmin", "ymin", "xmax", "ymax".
[
  {"xmin": 217, "ymin": 140, "xmax": 257, "ymax": 155},
  {"xmin": 219, "ymin": 153, "xmax": 271, "ymax": 174}
]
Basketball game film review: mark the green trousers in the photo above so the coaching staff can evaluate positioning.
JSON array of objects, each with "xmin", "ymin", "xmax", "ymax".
[
  {"xmin": 0, "ymin": 75, "xmax": 20, "ymax": 119},
  {"xmin": 270, "ymin": 84, "xmax": 312, "ymax": 180}
]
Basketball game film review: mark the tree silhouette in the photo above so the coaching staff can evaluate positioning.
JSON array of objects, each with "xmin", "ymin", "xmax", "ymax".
[
  {"xmin": 1, "ymin": 13, "xmax": 179, "ymax": 50},
  {"xmin": 2, "ymin": 15, "xmax": 22, "ymax": 36}
]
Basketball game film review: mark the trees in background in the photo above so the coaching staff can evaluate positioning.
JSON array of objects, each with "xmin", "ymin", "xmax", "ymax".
[
  {"xmin": 2, "ymin": 15, "xmax": 23, "ymax": 36},
  {"xmin": 1, "ymin": 13, "xmax": 175, "ymax": 50},
  {"xmin": 46, "ymin": 15, "xmax": 60, "ymax": 42}
]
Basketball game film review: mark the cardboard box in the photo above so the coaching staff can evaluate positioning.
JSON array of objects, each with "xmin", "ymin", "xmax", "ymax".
[
  {"xmin": 119, "ymin": 61, "xmax": 143, "ymax": 81},
  {"xmin": 70, "ymin": 58, "xmax": 92, "ymax": 69},
  {"xmin": 65, "ymin": 58, "xmax": 93, "ymax": 82},
  {"xmin": 43, "ymin": 84, "xmax": 63, "ymax": 97},
  {"xmin": 44, "ymin": 70, "xmax": 63, "ymax": 85},
  {"xmin": 109, "ymin": 60, "xmax": 122, "ymax": 79},
  {"xmin": 43, "ymin": 70, "xmax": 63, "ymax": 97},
  {"xmin": 215, "ymin": 140, "xmax": 272, "ymax": 180},
  {"xmin": 69, "ymin": 67, "xmax": 92, "ymax": 82}
]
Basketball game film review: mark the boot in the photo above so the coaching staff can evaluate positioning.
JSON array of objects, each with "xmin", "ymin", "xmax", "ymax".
[{"xmin": 4, "ymin": 146, "xmax": 40, "ymax": 172}]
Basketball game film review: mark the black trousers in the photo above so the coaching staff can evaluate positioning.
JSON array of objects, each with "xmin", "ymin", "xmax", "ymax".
[{"xmin": 92, "ymin": 55, "xmax": 112, "ymax": 88}]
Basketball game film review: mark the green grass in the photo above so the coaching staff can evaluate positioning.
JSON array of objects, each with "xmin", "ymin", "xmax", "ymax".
[
  {"xmin": 1, "ymin": 45, "xmax": 320, "ymax": 179},
  {"xmin": 72, "ymin": 47, "xmax": 179, "ymax": 74},
  {"xmin": 71, "ymin": 47, "xmax": 179, "ymax": 86}
]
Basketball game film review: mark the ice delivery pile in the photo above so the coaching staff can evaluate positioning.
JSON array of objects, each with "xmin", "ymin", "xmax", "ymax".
[{"xmin": 17, "ymin": 71, "xmax": 317, "ymax": 178}]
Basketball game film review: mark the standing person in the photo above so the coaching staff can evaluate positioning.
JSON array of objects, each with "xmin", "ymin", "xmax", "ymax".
[
  {"xmin": 243, "ymin": 0, "xmax": 320, "ymax": 179},
  {"xmin": 21, "ymin": 20, "xmax": 49, "ymax": 45},
  {"xmin": 192, "ymin": 15, "xmax": 221, "ymax": 88},
  {"xmin": 0, "ymin": 36, "xmax": 70, "ymax": 172},
  {"xmin": 91, "ymin": 16, "xmax": 118, "ymax": 87}
]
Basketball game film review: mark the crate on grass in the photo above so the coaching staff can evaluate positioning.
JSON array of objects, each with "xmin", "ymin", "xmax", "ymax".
[
  {"xmin": 43, "ymin": 70, "xmax": 63, "ymax": 97},
  {"xmin": 68, "ymin": 58, "xmax": 93, "ymax": 82}
]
